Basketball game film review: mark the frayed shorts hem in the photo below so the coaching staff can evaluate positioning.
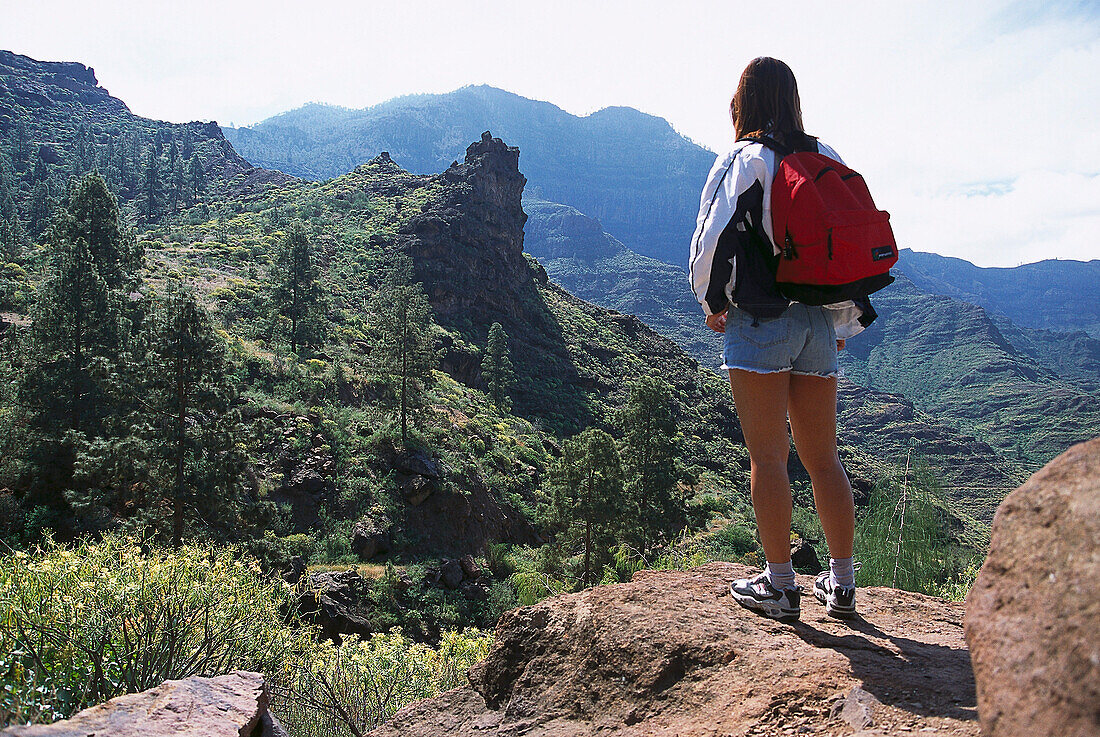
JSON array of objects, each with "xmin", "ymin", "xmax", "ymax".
[
  {"xmin": 790, "ymin": 369, "xmax": 839, "ymax": 379},
  {"xmin": 721, "ymin": 364, "xmax": 792, "ymax": 375},
  {"xmin": 722, "ymin": 364, "xmax": 838, "ymax": 379}
]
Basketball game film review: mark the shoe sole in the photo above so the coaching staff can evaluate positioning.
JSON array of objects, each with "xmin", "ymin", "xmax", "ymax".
[
  {"xmin": 813, "ymin": 587, "xmax": 857, "ymax": 619},
  {"xmin": 730, "ymin": 581, "xmax": 800, "ymax": 623}
]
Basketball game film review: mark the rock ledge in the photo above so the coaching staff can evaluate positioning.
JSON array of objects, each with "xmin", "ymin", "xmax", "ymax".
[
  {"xmin": 1, "ymin": 671, "xmax": 282, "ymax": 737},
  {"xmin": 370, "ymin": 562, "xmax": 979, "ymax": 736}
]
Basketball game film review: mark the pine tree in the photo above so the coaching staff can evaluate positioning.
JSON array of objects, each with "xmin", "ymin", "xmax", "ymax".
[
  {"xmin": 29, "ymin": 181, "xmax": 52, "ymax": 237},
  {"xmin": 270, "ymin": 222, "xmax": 327, "ymax": 355},
  {"xmin": 32, "ymin": 156, "xmax": 48, "ymax": 184},
  {"xmin": 12, "ymin": 119, "xmax": 31, "ymax": 172},
  {"xmin": 188, "ymin": 154, "xmax": 206, "ymax": 197},
  {"xmin": 21, "ymin": 215, "xmax": 122, "ymax": 503},
  {"xmin": 181, "ymin": 130, "xmax": 194, "ymax": 160},
  {"xmin": 619, "ymin": 376, "xmax": 684, "ymax": 552},
  {"xmin": 169, "ymin": 158, "xmax": 185, "ymax": 212},
  {"xmin": 145, "ymin": 281, "xmax": 247, "ymax": 546},
  {"xmin": 0, "ymin": 163, "xmax": 26, "ymax": 261},
  {"xmin": 855, "ymin": 450, "xmax": 952, "ymax": 594},
  {"xmin": 74, "ymin": 124, "xmax": 92, "ymax": 174},
  {"xmin": 482, "ymin": 321, "xmax": 515, "ymax": 411},
  {"xmin": 121, "ymin": 136, "xmax": 138, "ymax": 192},
  {"xmin": 550, "ymin": 427, "xmax": 625, "ymax": 587},
  {"xmin": 19, "ymin": 172, "xmax": 141, "ymax": 528},
  {"xmin": 103, "ymin": 138, "xmax": 115, "ymax": 170},
  {"xmin": 370, "ymin": 252, "xmax": 438, "ymax": 445},
  {"xmin": 51, "ymin": 173, "xmax": 137, "ymax": 290},
  {"xmin": 141, "ymin": 146, "xmax": 162, "ymax": 221}
]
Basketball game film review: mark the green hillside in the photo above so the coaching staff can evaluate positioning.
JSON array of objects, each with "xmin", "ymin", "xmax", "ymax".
[
  {"xmin": 847, "ymin": 274, "xmax": 1100, "ymax": 465},
  {"xmin": 898, "ymin": 249, "xmax": 1100, "ymax": 338},
  {"xmin": 522, "ymin": 200, "xmax": 1096, "ymax": 500},
  {"xmin": 222, "ymin": 86, "xmax": 715, "ymax": 265},
  {"xmin": 0, "ymin": 49, "xmax": 291, "ymax": 234}
]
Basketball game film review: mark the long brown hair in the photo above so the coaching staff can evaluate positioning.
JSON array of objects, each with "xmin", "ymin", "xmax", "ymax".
[{"xmin": 730, "ymin": 57, "xmax": 806, "ymax": 143}]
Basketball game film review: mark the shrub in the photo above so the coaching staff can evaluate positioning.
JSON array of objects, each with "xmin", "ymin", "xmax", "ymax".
[
  {"xmin": 273, "ymin": 628, "xmax": 492, "ymax": 737},
  {"xmin": 0, "ymin": 535, "xmax": 310, "ymax": 726},
  {"xmin": 855, "ymin": 453, "xmax": 968, "ymax": 595},
  {"xmin": 0, "ymin": 539, "xmax": 497, "ymax": 736}
]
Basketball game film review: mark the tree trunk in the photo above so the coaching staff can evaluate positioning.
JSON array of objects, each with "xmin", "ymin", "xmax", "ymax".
[
  {"xmin": 172, "ymin": 340, "xmax": 187, "ymax": 548},
  {"xmin": 584, "ymin": 517, "xmax": 592, "ymax": 588},
  {"xmin": 584, "ymin": 465, "xmax": 594, "ymax": 586},
  {"xmin": 400, "ymin": 307, "xmax": 409, "ymax": 446}
]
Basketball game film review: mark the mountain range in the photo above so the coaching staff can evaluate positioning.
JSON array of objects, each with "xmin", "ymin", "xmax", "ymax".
[
  {"xmin": 226, "ymin": 86, "xmax": 1100, "ymax": 516},
  {"xmin": 223, "ymin": 85, "xmax": 1099, "ymax": 343},
  {"xmin": 223, "ymin": 86, "xmax": 715, "ymax": 265},
  {"xmin": 4, "ymin": 49, "xmax": 1095, "ymax": 549}
]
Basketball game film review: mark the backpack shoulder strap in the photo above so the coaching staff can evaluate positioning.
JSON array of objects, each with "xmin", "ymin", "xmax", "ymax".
[
  {"xmin": 737, "ymin": 135, "xmax": 793, "ymax": 157},
  {"xmin": 739, "ymin": 133, "xmax": 822, "ymax": 157}
]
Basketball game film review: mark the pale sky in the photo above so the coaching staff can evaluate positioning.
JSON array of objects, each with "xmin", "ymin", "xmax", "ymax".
[{"xmin": 4, "ymin": 0, "xmax": 1098, "ymax": 267}]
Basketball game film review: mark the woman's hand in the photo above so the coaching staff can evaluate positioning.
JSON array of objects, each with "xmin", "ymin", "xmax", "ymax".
[
  {"xmin": 706, "ymin": 310, "xmax": 728, "ymax": 333},
  {"xmin": 836, "ymin": 339, "xmax": 846, "ymax": 351}
]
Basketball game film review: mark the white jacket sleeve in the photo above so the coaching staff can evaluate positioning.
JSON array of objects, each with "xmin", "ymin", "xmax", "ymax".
[{"xmin": 688, "ymin": 143, "xmax": 764, "ymax": 316}]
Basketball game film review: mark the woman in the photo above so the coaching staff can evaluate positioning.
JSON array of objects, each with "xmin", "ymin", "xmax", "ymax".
[{"xmin": 688, "ymin": 57, "xmax": 872, "ymax": 622}]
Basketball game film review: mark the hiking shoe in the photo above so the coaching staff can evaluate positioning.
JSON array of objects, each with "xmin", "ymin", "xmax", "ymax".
[
  {"xmin": 729, "ymin": 572, "xmax": 801, "ymax": 623},
  {"xmin": 813, "ymin": 571, "xmax": 857, "ymax": 619}
]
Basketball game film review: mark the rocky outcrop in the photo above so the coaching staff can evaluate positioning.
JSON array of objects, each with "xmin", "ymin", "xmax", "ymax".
[
  {"xmin": 790, "ymin": 536, "xmax": 823, "ymax": 573},
  {"xmin": 0, "ymin": 671, "xmax": 284, "ymax": 737},
  {"xmin": 393, "ymin": 448, "xmax": 442, "ymax": 506},
  {"xmin": 369, "ymin": 562, "xmax": 978, "ymax": 736},
  {"xmin": 399, "ymin": 477, "xmax": 541, "ymax": 556},
  {"xmin": 260, "ymin": 411, "xmax": 338, "ymax": 530},
  {"xmin": 424, "ymin": 555, "xmax": 487, "ymax": 599},
  {"xmin": 351, "ymin": 513, "xmax": 393, "ymax": 561},
  {"xmin": 402, "ymin": 131, "xmax": 531, "ymax": 327},
  {"xmin": 300, "ymin": 569, "xmax": 375, "ymax": 643},
  {"xmin": 965, "ymin": 437, "xmax": 1100, "ymax": 737}
]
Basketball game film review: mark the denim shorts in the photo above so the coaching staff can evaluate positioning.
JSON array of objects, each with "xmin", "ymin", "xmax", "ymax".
[{"xmin": 721, "ymin": 303, "xmax": 839, "ymax": 377}]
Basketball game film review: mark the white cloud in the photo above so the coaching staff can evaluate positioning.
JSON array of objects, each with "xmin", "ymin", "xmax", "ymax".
[
  {"xmin": 1, "ymin": 0, "xmax": 1097, "ymax": 266},
  {"xmin": 891, "ymin": 170, "xmax": 1100, "ymax": 266}
]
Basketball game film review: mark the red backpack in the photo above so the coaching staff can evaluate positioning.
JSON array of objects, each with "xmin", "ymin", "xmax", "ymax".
[{"xmin": 743, "ymin": 135, "xmax": 898, "ymax": 305}]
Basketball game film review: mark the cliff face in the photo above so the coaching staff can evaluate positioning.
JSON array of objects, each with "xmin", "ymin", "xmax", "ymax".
[
  {"xmin": 0, "ymin": 51, "xmax": 122, "ymax": 113},
  {"xmin": 391, "ymin": 132, "xmax": 748, "ymax": 452},
  {"xmin": 369, "ymin": 562, "xmax": 979, "ymax": 736},
  {"xmin": 403, "ymin": 132, "xmax": 532, "ymax": 326}
]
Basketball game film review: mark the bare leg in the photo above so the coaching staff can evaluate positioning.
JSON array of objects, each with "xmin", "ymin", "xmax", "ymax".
[
  {"xmin": 787, "ymin": 374, "xmax": 854, "ymax": 559},
  {"xmin": 728, "ymin": 369, "xmax": 793, "ymax": 564}
]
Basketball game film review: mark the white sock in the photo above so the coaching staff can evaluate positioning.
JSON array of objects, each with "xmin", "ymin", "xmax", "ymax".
[
  {"xmin": 830, "ymin": 557, "xmax": 856, "ymax": 589},
  {"xmin": 765, "ymin": 560, "xmax": 797, "ymax": 591}
]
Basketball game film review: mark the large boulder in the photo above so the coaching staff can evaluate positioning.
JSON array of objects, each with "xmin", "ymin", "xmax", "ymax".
[
  {"xmin": 0, "ymin": 671, "xmax": 284, "ymax": 736},
  {"xmin": 965, "ymin": 437, "xmax": 1100, "ymax": 737},
  {"xmin": 300, "ymin": 569, "xmax": 374, "ymax": 643},
  {"xmin": 351, "ymin": 514, "xmax": 392, "ymax": 561},
  {"xmin": 440, "ymin": 558, "xmax": 464, "ymax": 590},
  {"xmin": 394, "ymin": 449, "xmax": 441, "ymax": 506},
  {"xmin": 369, "ymin": 562, "xmax": 979, "ymax": 736},
  {"xmin": 790, "ymin": 536, "xmax": 823, "ymax": 574}
]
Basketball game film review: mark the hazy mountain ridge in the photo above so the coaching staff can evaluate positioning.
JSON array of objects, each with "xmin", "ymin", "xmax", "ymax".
[
  {"xmin": 223, "ymin": 86, "xmax": 715, "ymax": 264},
  {"xmin": 897, "ymin": 249, "xmax": 1100, "ymax": 338},
  {"xmin": 224, "ymin": 87, "xmax": 1097, "ymax": 348}
]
